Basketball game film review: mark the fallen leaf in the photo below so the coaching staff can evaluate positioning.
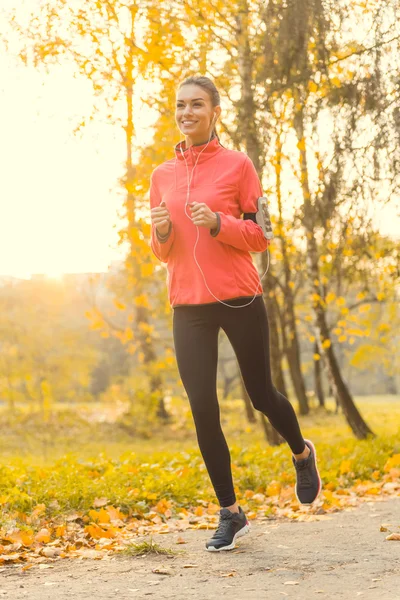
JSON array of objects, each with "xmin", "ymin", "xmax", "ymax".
[
  {"xmin": 386, "ymin": 533, "xmax": 400, "ymax": 541},
  {"xmin": 36, "ymin": 529, "xmax": 51, "ymax": 544},
  {"xmin": 93, "ymin": 497, "xmax": 109, "ymax": 508},
  {"xmin": 284, "ymin": 581, "xmax": 299, "ymax": 585},
  {"xmin": 41, "ymin": 547, "xmax": 62, "ymax": 558},
  {"xmin": 183, "ymin": 564, "xmax": 198, "ymax": 568},
  {"xmin": 152, "ymin": 567, "xmax": 173, "ymax": 575}
]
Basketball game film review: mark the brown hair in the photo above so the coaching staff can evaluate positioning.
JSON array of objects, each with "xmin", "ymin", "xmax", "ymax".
[{"xmin": 178, "ymin": 75, "xmax": 221, "ymax": 142}]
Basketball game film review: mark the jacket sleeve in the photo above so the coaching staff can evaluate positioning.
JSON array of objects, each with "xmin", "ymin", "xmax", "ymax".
[
  {"xmin": 210, "ymin": 155, "xmax": 271, "ymax": 253},
  {"xmin": 149, "ymin": 171, "xmax": 175, "ymax": 263}
]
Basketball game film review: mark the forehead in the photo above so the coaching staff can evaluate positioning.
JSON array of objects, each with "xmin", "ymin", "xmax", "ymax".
[{"xmin": 176, "ymin": 85, "xmax": 209, "ymax": 102}]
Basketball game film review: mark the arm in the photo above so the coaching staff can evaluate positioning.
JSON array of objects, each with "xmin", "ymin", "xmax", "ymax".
[
  {"xmin": 149, "ymin": 171, "xmax": 175, "ymax": 263},
  {"xmin": 210, "ymin": 156, "xmax": 271, "ymax": 253}
]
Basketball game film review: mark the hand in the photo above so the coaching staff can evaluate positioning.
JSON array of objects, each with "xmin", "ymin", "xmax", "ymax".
[
  {"xmin": 189, "ymin": 202, "xmax": 218, "ymax": 230},
  {"xmin": 151, "ymin": 200, "xmax": 171, "ymax": 236}
]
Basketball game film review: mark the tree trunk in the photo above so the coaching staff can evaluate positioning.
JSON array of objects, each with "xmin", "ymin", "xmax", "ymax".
[
  {"xmin": 259, "ymin": 413, "xmax": 285, "ymax": 446},
  {"xmin": 274, "ymin": 132, "xmax": 309, "ymax": 415},
  {"xmin": 293, "ymin": 100, "xmax": 373, "ymax": 439},
  {"xmin": 314, "ymin": 342, "xmax": 325, "ymax": 407},
  {"xmin": 262, "ymin": 277, "xmax": 289, "ymax": 400},
  {"xmin": 235, "ymin": 0, "xmax": 290, "ymax": 446},
  {"xmin": 240, "ymin": 377, "xmax": 257, "ymax": 423}
]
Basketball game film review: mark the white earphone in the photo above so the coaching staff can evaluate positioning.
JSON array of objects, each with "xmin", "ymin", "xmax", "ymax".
[{"xmin": 177, "ymin": 113, "xmax": 270, "ymax": 308}]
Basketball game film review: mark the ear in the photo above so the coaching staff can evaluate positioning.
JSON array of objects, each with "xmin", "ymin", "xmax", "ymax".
[{"xmin": 213, "ymin": 106, "xmax": 222, "ymax": 122}]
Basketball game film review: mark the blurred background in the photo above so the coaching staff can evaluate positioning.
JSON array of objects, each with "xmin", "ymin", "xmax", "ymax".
[{"xmin": 0, "ymin": 0, "xmax": 399, "ymax": 467}]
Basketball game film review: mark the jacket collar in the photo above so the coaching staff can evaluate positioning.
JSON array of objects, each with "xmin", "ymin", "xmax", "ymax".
[{"xmin": 174, "ymin": 135, "xmax": 222, "ymax": 163}]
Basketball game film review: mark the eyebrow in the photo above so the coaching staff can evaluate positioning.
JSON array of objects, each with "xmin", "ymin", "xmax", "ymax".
[{"xmin": 176, "ymin": 98, "xmax": 205, "ymax": 103}]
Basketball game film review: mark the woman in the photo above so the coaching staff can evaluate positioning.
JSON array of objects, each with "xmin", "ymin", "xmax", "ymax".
[{"xmin": 149, "ymin": 75, "xmax": 321, "ymax": 552}]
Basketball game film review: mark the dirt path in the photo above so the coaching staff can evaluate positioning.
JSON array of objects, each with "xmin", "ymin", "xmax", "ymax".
[{"xmin": 1, "ymin": 497, "xmax": 399, "ymax": 600}]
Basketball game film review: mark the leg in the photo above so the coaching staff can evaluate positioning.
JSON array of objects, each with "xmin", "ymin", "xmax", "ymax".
[
  {"xmin": 173, "ymin": 306, "xmax": 236, "ymax": 507},
  {"xmin": 220, "ymin": 296, "xmax": 306, "ymax": 455}
]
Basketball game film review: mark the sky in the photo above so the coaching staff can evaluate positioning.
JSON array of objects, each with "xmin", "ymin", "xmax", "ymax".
[
  {"xmin": 0, "ymin": 41, "xmax": 127, "ymax": 279},
  {"xmin": 0, "ymin": 2, "xmax": 399, "ymax": 280}
]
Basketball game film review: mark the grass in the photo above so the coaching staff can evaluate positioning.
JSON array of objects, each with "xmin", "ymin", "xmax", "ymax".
[
  {"xmin": 0, "ymin": 395, "xmax": 398, "ymax": 526},
  {"xmin": 0, "ymin": 395, "xmax": 398, "ymax": 463},
  {"xmin": 120, "ymin": 539, "xmax": 181, "ymax": 557}
]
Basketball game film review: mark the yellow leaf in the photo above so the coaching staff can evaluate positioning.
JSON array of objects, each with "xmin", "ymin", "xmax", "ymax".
[
  {"xmin": 322, "ymin": 339, "xmax": 331, "ymax": 349},
  {"xmin": 384, "ymin": 454, "xmax": 400, "ymax": 472},
  {"xmin": 313, "ymin": 353, "xmax": 321, "ymax": 361},
  {"xmin": 56, "ymin": 525, "xmax": 66, "ymax": 538},
  {"xmin": 266, "ymin": 482, "xmax": 281, "ymax": 496},
  {"xmin": 325, "ymin": 292, "xmax": 336, "ymax": 303},
  {"xmin": 340, "ymin": 460, "xmax": 352, "ymax": 474},
  {"xmin": 141, "ymin": 263, "xmax": 154, "ymax": 277},
  {"xmin": 113, "ymin": 299, "xmax": 126, "ymax": 310},
  {"xmin": 6, "ymin": 530, "xmax": 34, "ymax": 547},
  {"xmin": 35, "ymin": 528, "xmax": 51, "ymax": 544},
  {"xmin": 365, "ymin": 487, "xmax": 380, "ymax": 495},
  {"xmin": 297, "ymin": 138, "xmax": 306, "ymax": 151}
]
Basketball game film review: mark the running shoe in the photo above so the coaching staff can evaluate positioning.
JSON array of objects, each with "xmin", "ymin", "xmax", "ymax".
[
  {"xmin": 292, "ymin": 438, "xmax": 322, "ymax": 504},
  {"xmin": 205, "ymin": 506, "xmax": 250, "ymax": 552}
]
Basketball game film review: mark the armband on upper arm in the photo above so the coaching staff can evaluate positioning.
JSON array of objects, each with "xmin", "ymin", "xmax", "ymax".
[{"xmin": 243, "ymin": 212, "xmax": 257, "ymax": 224}]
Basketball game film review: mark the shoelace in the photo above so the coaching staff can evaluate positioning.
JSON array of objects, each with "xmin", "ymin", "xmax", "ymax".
[
  {"xmin": 295, "ymin": 459, "xmax": 312, "ymax": 487},
  {"xmin": 214, "ymin": 512, "xmax": 235, "ymax": 538}
]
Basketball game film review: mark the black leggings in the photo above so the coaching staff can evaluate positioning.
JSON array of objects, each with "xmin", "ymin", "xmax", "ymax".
[{"xmin": 172, "ymin": 295, "xmax": 306, "ymax": 507}]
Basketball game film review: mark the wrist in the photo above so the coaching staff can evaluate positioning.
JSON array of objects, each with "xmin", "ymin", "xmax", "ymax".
[
  {"xmin": 210, "ymin": 212, "xmax": 221, "ymax": 237},
  {"xmin": 156, "ymin": 222, "xmax": 172, "ymax": 242}
]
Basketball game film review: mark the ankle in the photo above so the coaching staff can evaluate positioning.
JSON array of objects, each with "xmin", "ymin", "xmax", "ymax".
[
  {"xmin": 224, "ymin": 502, "xmax": 240, "ymax": 514},
  {"xmin": 293, "ymin": 444, "xmax": 311, "ymax": 461}
]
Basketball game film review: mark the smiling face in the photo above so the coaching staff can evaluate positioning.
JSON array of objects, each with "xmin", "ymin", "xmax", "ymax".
[{"xmin": 175, "ymin": 84, "xmax": 220, "ymax": 145}]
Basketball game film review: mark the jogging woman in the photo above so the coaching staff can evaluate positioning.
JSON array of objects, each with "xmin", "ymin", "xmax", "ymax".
[{"xmin": 149, "ymin": 75, "xmax": 321, "ymax": 552}]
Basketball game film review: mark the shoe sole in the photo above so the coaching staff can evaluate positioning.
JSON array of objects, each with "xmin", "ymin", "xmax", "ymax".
[
  {"xmin": 206, "ymin": 521, "xmax": 251, "ymax": 552},
  {"xmin": 295, "ymin": 438, "xmax": 322, "ymax": 505}
]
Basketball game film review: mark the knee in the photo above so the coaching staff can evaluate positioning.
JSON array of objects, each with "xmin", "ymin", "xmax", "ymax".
[
  {"xmin": 250, "ymin": 387, "xmax": 279, "ymax": 413},
  {"xmin": 189, "ymin": 395, "xmax": 219, "ymax": 426}
]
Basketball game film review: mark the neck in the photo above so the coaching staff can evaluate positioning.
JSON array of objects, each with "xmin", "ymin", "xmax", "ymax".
[{"xmin": 185, "ymin": 131, "xmax": 216, "ymax": 148}]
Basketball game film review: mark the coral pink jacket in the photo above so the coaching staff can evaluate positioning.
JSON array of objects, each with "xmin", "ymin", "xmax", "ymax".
[{"xmin": 149, "ymin": 136, "xmax": 271, "ymax": 307}]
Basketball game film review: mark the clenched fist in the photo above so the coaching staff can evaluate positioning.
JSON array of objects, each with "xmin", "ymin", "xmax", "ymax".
[
  {"xmin": 189, "ymin": 202, "xmax": 218, "ymax": 230},
  {"xmin": 151, "ymin": 200, "xmax": 171, "ymax": 236}
]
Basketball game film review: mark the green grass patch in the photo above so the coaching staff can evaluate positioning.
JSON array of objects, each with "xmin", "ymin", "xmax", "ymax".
[
  {"xmin": 0, "ymin": 396, "xmax": 399, "ymax": 530},
  {"xmin": 120, "ymin": 539, "xmax": 181, "ymax": 557}
]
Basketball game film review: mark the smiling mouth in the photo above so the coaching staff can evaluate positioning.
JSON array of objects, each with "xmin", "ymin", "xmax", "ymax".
[{"xmin": 182, "ymin": 121, "xmax": 197, "ymax": 126}]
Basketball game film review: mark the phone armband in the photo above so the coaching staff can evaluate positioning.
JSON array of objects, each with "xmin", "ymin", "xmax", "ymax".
[{"xmin": 256, "ymin": 197, "xmax": 274, "ymax": 240}]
